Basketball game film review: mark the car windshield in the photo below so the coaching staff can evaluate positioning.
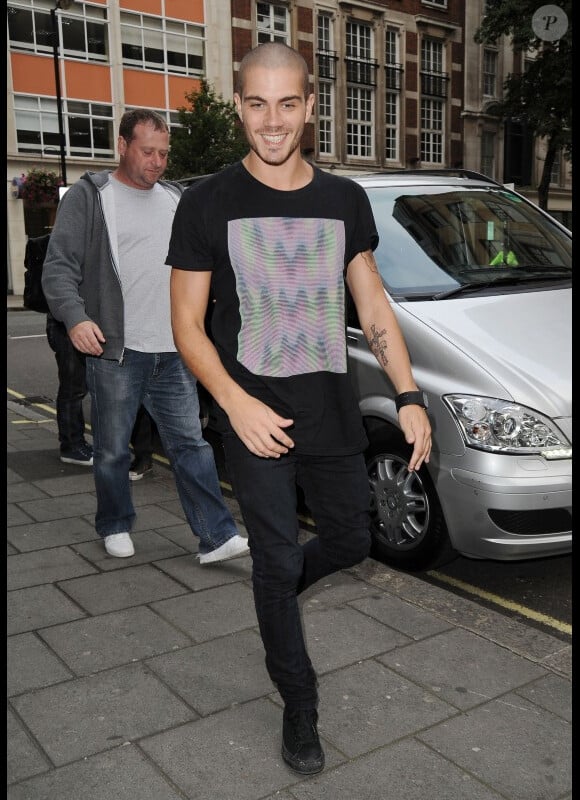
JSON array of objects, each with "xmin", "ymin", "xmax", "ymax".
[{"xmin": 365, "ymin": 185, "xmax": 572, "ymax": 298}]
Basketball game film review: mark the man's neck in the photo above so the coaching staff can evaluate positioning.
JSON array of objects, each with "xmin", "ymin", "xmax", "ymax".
[{"xmin": 242, "ymin": 154, "xmax": 313, "ymax": 191}]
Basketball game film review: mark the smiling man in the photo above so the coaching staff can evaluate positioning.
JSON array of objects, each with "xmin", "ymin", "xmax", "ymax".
[{"xmin": 168, "ymin": 43, "xmax": 431, "ymax": 775}]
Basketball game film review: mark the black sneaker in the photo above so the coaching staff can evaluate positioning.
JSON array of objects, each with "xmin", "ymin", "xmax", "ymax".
[
  {"xmin": 281, "ymin": 708, "xmax": 325, "ymax": 775},
  {"xmin": 129, "ymin": 457, "xmax": 153, "ymax": 481},
  {"xmin": 60, "ymin": 443, "xmax": 93, "ymax": 466}
]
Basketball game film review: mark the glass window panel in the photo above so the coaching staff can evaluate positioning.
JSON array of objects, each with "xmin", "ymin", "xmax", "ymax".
[
  {"xmin": 69, "ymin": 115, "xmax": 91, "ymax": 148},
  {"xmin": 144, "ymin": 28, "xmax": 164, "ymax": 65},
  {"xmin": 144, "ymin": 47, "xmax": 164, "ymax": 65},
  {"xmin": 86, "ymin": 20, "xmax": 106, "ymax": 56},
  {"xmin": 92, "ymin": 118, "xmax": 113, "ymax": 150},
  {"xmin": 187, "ymin": 53, "xmax": 203, "ymax": 70},
  {"xmin": 121, "ymin": 23, "xmax": 142, "ymax": 47},
  {"xmin": 8, "ymin": 7, "xmax": 35, "ymax": 45},
  {"xmin": 44, "ymin": 130, "xmax": 61, "ymax": 148},
  {"xmin": 16, "ymin": 109, "xmax": 42, "ymax": 133},
  {"xmin": 86, "ymin": 5, "xmax": 107, "ymax": 21},
  {"xmin": 167, "ymin": 33, "xmax": 186, "ymax": 54},
  {"xmin": 17, "ymin": 130, "xmax": 42, "ymax": 149},
  {"xmin": 122, "ymin": 43, "xmax": 142, "ymax": 60},
  {"xmin": 167, "ymin": 50, "xmax": 186, "ymax": 69},
  {"xmin": 42, "ymin": 114, "xmax": 60, "ymax": 134},
  {"xmin": 91, "ymin": 104, "xmax": 113, "ymax": 117},
  {"xmin": 188, "ymin": 35, "xmax": 204, "ymax": 55},
  {"xmin": 67, "ymin": 101, "xmax": 88, "ymax": 114},
  {"xmin": 166, "ymin": 20, "xmax": 183, "ymax": 35},
  {"xmin": 144, "ymin": 16, "xmax": 163, "ymax": 31},
  {"xmin": 61, "ymin": 18, "xmax": 86, "ymax": 52},
  {"xmin": 18, "ymin": 96, "xmax": 41, "ymax": 111},
  {"xmin": 34, "ymin": 10, "xmax": 53, "ymax": 48}
]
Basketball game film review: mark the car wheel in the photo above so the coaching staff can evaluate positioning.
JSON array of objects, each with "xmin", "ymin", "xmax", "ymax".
[{"xmin": 366, "ymin": 429, "xmax": 456, "ymax": 571}]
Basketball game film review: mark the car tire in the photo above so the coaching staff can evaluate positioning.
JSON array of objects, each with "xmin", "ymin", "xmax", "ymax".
[{"xmin": 365, "ymin": 428, "xmax": 456, "ymax": 571}]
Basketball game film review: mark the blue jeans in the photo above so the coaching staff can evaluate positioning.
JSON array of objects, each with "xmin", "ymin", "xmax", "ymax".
[
  {"xmin": 86, "ymin": 349, "xmax": 238, "ymax": 552},
  {"xmin": 222, "ymin": 433, "xmax": 371, "ymax": 710},
  {"xmin": 46, "ymin": 314, "xmax": 89, "ymax": 454}
]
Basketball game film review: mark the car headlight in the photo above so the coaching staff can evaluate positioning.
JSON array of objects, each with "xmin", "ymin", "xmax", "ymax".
[{"xmin": 443, "ymin": 395, "xmax": 572, "ymax": 459}]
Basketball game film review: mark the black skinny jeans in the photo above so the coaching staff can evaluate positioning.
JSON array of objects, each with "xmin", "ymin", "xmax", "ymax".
[
  {"xmin": 222, "ymin": 433, "xmax": 371, "ymax": 711},
  {"xmin": 45, "ymin": 314, "xmax": 88, "ymax": 453}
]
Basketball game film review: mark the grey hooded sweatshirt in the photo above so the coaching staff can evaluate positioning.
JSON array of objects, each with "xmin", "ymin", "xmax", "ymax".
[{"xmin": 41, "ymin": 169, "xmax": 184, "ymax": 361}]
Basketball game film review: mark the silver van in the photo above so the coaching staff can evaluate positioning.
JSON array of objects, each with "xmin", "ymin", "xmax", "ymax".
[{"xmin": 347, "ymin": 170, "xmax": 572, "ymax": 570}]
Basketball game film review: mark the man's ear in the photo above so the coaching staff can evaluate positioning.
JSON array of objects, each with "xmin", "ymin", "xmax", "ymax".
[
  {"xmin": 305, "ymin": 93, "xmax": 315, "ymax": 124},
  {"xmin": 233, "ymin": 93, "xmax": 243, "ymax": 122}
]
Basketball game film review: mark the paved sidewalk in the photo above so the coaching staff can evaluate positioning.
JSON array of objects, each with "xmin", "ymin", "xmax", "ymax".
[{"xmin": 7, "ymin": 399, "xmax": 572, "ymax": 800}]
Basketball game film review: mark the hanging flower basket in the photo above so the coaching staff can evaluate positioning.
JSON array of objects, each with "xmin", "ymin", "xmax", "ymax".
[{"xmin": 19, "ymin": 168, "xmax": 63, "ymax": 206}]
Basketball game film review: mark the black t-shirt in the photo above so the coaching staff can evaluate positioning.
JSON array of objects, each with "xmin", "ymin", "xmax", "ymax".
[{"xmin": 166, "ymin": 161, "xmax": 378, "ymax": 456}]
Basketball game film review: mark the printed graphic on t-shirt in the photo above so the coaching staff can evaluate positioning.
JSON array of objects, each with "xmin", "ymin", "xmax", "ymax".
[{"xmin": 228, "ymin": 217, "xmax": 347, "ymax": 378}]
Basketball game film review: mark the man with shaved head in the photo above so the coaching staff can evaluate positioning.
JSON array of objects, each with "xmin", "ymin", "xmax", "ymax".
[{"xmin": 168, "ymin": 42, "xmax": 431, "ymax": 775}]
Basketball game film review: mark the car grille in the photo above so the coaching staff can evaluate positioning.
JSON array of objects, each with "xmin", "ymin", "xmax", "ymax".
[{"xmin": 487, "ymin": 508, "xmax": 571, "ymax": 535}]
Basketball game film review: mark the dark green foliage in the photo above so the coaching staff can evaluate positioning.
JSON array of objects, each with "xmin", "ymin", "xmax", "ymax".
[
  {"xmin": 165, "ymin": 79, "xmax": 248, "ymax": 180},
  {"xmin": 475, "ymin": 0, "xmax": 571, "ymax": 209}
]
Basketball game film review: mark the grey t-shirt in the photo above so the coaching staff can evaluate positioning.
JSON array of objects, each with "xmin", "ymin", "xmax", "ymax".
[{"xmin": 111, "ymin": 177, "xmax": 179, "ymax": 352}]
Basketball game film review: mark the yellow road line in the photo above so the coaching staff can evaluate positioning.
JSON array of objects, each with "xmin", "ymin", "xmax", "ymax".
[
  {"xmin": 8, "ymin": 388, "xmax": 93, "ymax": 430},
  {"xmin": 12, "ymin": 419, "xmax": 54, "ymax": 424},
  {"xmin": 8, "ymin": 387, "xmax": 56, "ymax": 415},
  {"xmin": 428, "ymin": 570, "xmax": 572, "ymax": 636}
]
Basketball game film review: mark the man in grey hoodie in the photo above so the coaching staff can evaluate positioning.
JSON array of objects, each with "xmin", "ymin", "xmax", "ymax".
[{"xmin": 42, "ymin": 108, "xmax": 249, "ymax": 562}]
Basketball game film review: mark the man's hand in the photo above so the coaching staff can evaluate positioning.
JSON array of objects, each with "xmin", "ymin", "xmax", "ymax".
[
  {"xmin": 398, "ymin": 405, "xmax": 432, "ymax": 471},
  {"xmin": 68, "ymin": 321, "xmax": 106, "ymax": 356},
  {"xmin": 226, "ymin": 394, "xmax": 295, "ymax": 458}
]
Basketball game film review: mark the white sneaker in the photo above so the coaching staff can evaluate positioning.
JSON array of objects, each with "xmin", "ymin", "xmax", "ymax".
[
  {"xmin": 104, "ymin": 532, "xmax": 135, "ymax": 558},
  {"xmin": 198, "ymin": 534, "xmax": 250, "ymax": 565}
]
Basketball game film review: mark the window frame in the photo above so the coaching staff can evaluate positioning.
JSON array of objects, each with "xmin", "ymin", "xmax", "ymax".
[
  {"xmin": 120, "ymin": 10, "xmax": 205, "ymax": 77},
  {"xmin": 256, "ymin": 1, "xmax": 290, "ymax": 45},
  {"xmin": 385, "ymin": 26, "xmax": 402, "ymax": 162},
  {"xmin": 482, "ymin": 48, "xmax": 498, "ymax": 98},
  {"xmin": 8, "ymin": 0, "xmax": 109, "ymax": 64},
  {"xmin": 345, "ymin": 19, "xmax": 376, "ymax": 160},
  {"xmin": 316, "ymin": 11, "xmax": 336, "ymax": 158},
  {"xmin": 14, "ymin": 93, "xmax": 115, "ymax": 159}
]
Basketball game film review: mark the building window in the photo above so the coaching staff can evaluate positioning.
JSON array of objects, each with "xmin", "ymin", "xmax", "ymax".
[
  {"xmin": 482, "ymin": 49, "xmax": 497, "ymax": 97},
  {"xmin": 385, "ymin": 93, "xmax": 398, "ymax": 161},
  {"xmin": 420, "ymin": 39, "xmax": 445, "ymax": 164},
  {"xmin": 480, "ymin": 131, "xmax": 495, "ymax": 179},
  {"xmin": 317, "ymin": 12, "xmax": 335, "ymax": 156},
  {"xmin": 318, "ymin": 83, "xmax": 334, "ymax": 156},
  {"xmin": 346, "ymin": 88, "xmax": 373, "ymax": 158},
  {"xmin": 120, "ymin": 12, "xmax": 204, "ymax": 75},
  {"xmin": 346, "ymin": 21, "xmax": 377, "ymax": 86},
  {"xmin": 420, "ymin": 37, "xmax": 447, "ymax": 97},
  {"xmin": 385, "ymin": 27, "xmax": 401, "ymax": 162},
  {"xmin": 8, "ymin": 0, "xmax": 108, "ymax": 63},
  {"xmin": 14, "ymin": 93, "xmax": 114, "ymax": 158},
  {"xmin": 422, "ymin": 0, "xmax": 447, "ymax": 8},
  {"xmin": 256, "ymin": 2, "xmax": 290, "ymax": 45},
  {"xmin": 420, "ymin": 99, "xmax": 443, "ymax": 163},
  {"xmin": 345, "ymin": 21, "xmax": 375, "ymax": 158}
]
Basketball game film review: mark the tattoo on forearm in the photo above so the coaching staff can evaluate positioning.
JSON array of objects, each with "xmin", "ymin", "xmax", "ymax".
[
  {"xmin": 367, "ymin": 323, "xmax": 388, "ymax": 366},
  {"xmin": 361, "ymin": 250, "xmax": 379, "ymax": 273}
]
